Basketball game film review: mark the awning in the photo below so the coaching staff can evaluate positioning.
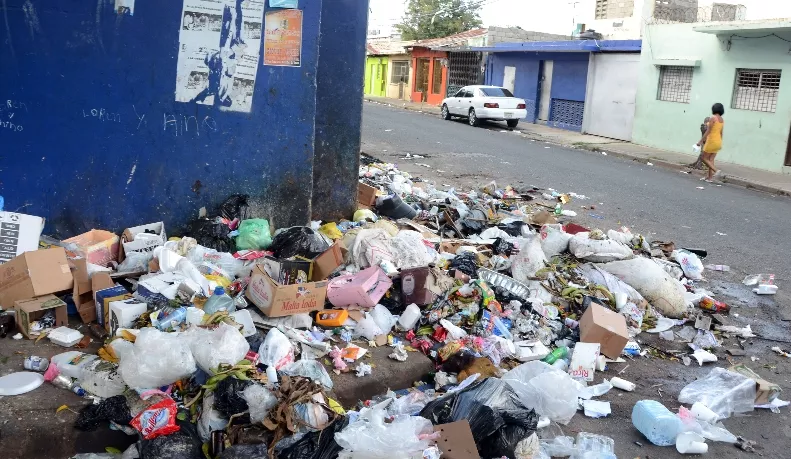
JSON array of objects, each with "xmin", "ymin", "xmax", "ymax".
[{"xmin": 469, "ymin": 39, "xmax": 641, "ymax": 53}]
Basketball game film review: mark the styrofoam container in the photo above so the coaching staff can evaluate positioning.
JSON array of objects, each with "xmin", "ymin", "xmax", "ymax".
[{"xmin": 48, "ymin": 327, "xmax": 84, "ymax": 347}]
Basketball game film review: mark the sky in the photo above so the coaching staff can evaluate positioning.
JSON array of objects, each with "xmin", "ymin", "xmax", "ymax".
[{"xmin": 368, "ymin": 0, "xmax": 791, "ymax": 36}]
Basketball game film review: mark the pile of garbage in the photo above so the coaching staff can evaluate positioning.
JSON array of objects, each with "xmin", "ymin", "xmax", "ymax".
[{"xmin": 0, "ymin": 158, "xmax": 786, "ymax": 459}]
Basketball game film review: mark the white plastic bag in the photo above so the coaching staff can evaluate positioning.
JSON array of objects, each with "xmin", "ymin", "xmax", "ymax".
[
  {"xmin": 569, "ymin": 234, "xmax": 633, "ymax": 263},
  {"xmin": 78, "ymin": 360, "xmax": 127, "ymax": 398},
  {"xmin": 350, "ymin": 228, "xmax": 394, "ymax": 269},
  {"xmin": 511, "ymin": 235, "xmax": 548, "ymax": 282},
  {"xmin": 577, "ymin": 263, "xmax": 647, "ymax": 308},
  {"xmin": 258, "ymin": 328, "xmax": 295, "ymax": 370},
  {"xmin": 502, "ymin": 361, "xmax": 585, "ymax": 425},
  {"xmin": 354, "ymin": 314, "xmax": 384, "ymax": 340},
  {"xmin": 540, "ymin": 224, "xmax": 572, "ymax": 258},
  {"xmin": 386, "ymin": 390, "xmax": 431, "ymax": 416},
  {"xmin": 335, "ymin": 402, "xmax": 435, "ymax": 459},
  {"xmin": 189, "ymin": 323, "xmax": 250, "ymax": 373},
  {"xmin": 606, "ymin": 228, "xmax": 634, "ymax": 246},
  {"xmin": 281, "ymin": 360, "xmax": 334, "ymax": 390},
  {"xmin": 600, "ymin": 258, "xmax": 689, "ymax": 318},
  {"xmin": 673, "ymin": 250, "xmax": 705, "ymax": 280},
  {"xmin": 113, "ymin": 328, "xmax": 197, "ymax": 390},
  {"xmin": 390, "ymin": 230, "xmax": 434, "ymax": 269},
  {"xmin": 678, "ymin": 367, "xmax": 756, "ymax": 419},
  {"xmin": 198, "ymin": 393, "xmax": 229, "ymax": 442},
  {"xmin": 243, "ymin": 384, "xmax": 278, "ymax": 424},
  {"xmin": 370, "ymin": 304, "xmax": 398, "ymax": 335}
]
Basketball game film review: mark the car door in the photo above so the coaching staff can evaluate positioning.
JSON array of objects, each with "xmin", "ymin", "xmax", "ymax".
[
  {"xmin": 449, "ymin": 88, "xmax": 465, "ymax": 115},
  {"xmin": 464, "ymin": 88, "xmax": 477, "ymax": 115}
]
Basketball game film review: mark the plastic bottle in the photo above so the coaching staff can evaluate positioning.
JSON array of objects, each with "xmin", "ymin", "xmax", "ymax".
[
  {"xmin": 51, "ymin": 351, "xmax": 99, "ymax": 379},
  {"xmin": 203, "ymin": 287, "xmax": 235, "ymax": 314},
  {"xmin": 542, "ymin": 346, "xmax": 569, "ymax": 365},
  {"xmin": 571, "ymin": 433, "xmax": 616, "ymax": 459},
  {"xmin": 51, "ymin": 374, "xmax": 87, "ymax": 397},
  {"xmin": 398, "ymin": 303, "xmax": 422, "ymax": 330},
  {"xmin": 632, "ymin": 400, "xmax": 682, "ymax": 446},
  {"xmin": 155, "ymin": 307, "xmax": 188, "ymax": 331}
]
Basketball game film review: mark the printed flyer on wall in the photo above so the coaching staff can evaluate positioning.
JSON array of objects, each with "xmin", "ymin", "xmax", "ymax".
[
  {"xmin": 174, "ymin": 0, "xmax": 265, "ymax": 113},
  {"xmin": 263, "ymin": 9, "xmax": 303, "ymax": 67}
]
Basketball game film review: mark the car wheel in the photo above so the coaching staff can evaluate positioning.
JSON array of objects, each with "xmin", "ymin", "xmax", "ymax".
[
  {"xmin": 507, "ymin": 119, "xmax": 519, "ymax": 128},
  {"xmin": 441, "ymin": 104, "xmax": 451, "ymax": 120},
  {"xmin": 468, "ymin": 108, "xmax": 480, "ymax": 127}
]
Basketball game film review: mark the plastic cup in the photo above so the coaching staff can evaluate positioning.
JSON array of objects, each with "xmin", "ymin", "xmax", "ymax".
[
  {"xmin": 690, "ymin": 402, "xmax": 719, "ymax": 424},
  {"xmin": 610, "ymin": 377, "xmax": 636, "ymax": 392},
  {"xmin": 676, "ymin": 432, "xmax": 708, "ymax": 454}
]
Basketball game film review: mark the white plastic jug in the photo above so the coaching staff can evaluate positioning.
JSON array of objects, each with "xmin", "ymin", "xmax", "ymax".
[
  {"xmin": 51, "ymin": 351, "xmax": 98, "ymax": 379},
  {"xmin": 398, "ymin": 303, "xmax": 421, "ymax": 330}
]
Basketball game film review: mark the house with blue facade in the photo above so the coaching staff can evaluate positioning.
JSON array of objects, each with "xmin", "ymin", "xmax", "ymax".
[{"xmin": 471, "ymin": 40, "xmax": 642, "ymax": 140}]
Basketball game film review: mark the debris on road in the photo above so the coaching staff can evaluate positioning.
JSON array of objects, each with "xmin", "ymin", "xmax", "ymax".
[{"xmin": 0, "ymin": 155, "xmax": 786, "ymax": 458}]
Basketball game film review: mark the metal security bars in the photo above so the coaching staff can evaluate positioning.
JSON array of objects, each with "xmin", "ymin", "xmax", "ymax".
[
  {"xmin": 391, "ymin": 61, "xmax": 409, "ymax": 85},
  {"xmin": 732, "ymin": 69, "xmax": 781, "ymax": 113},
  {"xmin": 657, "ymin": 66, "xmax": 693, "ymax": 103}
]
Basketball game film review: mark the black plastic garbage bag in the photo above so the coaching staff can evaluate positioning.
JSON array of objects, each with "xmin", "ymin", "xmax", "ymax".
[
  {"xmin": 498, "ymin": 221, "xmax": 527, "ymax": 237},
  {"xmin": 214, "ymin": 377, "xmax": 253, "ymax": 418},
  {"xmin": 219, "ymin": 194, "xmax": 250, "ymax": 221},
  {"xmin": 449, "ymin": 251, "xmax": 478, "ymax": 278},
  {"xmin": 269, "ymin": 227, "xmax": 330, "ymax": 260},
  {"xmin": 492, "ymin": 238, "xmax": 515, "ymax": 256},
  {"xmin": 420, "ymin": 378, "xmax": 538, "ymax": 459},
  {"xmin": 460, "ymin": 209, "xmax": 487, "ymax": 234},
  {"xmin": 75, "ymin": 395, "xmax": 132, "ymax": 431},
  {"xmin": 278, "ymin": 417, "xmax": 350, "ymax": 459},
  {"xmin": 376, "ymin": 194, "xmax": 417, "ymax": 220},
  {"xmin": 139, "ymin": 416, "xmax": 202, "ymax": 459},
  {"xmin": 219, "ymin": 443, "xmax": 269, "ymax": 458},
  {"xmin": 188, "ymin": 218, "xmax": 233, "ymax": 252}
]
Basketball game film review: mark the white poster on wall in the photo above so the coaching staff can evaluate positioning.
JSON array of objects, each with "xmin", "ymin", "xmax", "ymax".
[{"xmin": 174, "ymin": 0, "xmax": 265, "ymax": 113}]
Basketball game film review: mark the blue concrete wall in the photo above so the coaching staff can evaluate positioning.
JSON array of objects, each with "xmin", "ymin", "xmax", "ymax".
[
  {"xmin": 0, "ymin": 0, "xmax": 366, "ymax": 237},
  {"xmin": 486, "ymin": 52, "xmax": 590, "ymax": 129},
  {"xmin": 312, "ymin": 0, "xmax": 368, "ymax": 221}
]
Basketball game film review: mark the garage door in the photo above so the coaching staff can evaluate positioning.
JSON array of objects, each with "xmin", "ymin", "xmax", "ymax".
[{"xmin": 584, "ymin": 54, "xmax": 640, "ymax": 141}]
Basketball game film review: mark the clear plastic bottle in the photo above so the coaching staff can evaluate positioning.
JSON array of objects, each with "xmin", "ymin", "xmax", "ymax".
[
  {"xmin": 203, "ymin": 287, "xmax": 235, "ymax": 314},
  {"xmin": 571, "ymin": 432, "xmax": 616, "ymax": 459},
  {"xmin": 632, "ymin": 400, "xmax": 682, "ymax": 446}
]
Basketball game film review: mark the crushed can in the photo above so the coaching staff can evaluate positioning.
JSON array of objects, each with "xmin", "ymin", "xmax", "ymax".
[{"xmin": 24, "ymin": 355, "xmax": 50, "ymax": 372}]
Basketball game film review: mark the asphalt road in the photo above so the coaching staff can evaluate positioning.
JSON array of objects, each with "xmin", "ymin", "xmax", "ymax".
[{"xmin": 362, "ymin": 101, "xmax": 791, "ymax": 459}]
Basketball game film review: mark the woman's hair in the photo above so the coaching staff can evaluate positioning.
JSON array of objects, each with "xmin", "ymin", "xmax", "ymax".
[{"xmin": 712, "ymin": 103, "xmax": 725, "ymax": 116}]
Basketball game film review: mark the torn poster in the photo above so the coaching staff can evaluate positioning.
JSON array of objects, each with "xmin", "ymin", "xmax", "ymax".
[
  {"xmin": 175, "ymin": 0, "xmax": 265, "ymax": 113},
  {"xmin": 115, "ymin": 0, "xmax": 135, "ymax": 15},
  {"xmin": 263, "ymin": 9, "xmax": 302, "ymax": 67}
]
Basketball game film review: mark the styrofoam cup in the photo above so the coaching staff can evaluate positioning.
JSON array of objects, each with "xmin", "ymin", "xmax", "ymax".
[
  {"xmin": 614, "ymin": 292, "xmax": 628, "ymax": 310},
  {"xmin": 691, "ymin": 402, "xmax": 719, "ymax": 424},
  {"xmin": 610, "ymin": 377, "xmax": 636, "ymax": 391},
  {"xmin": 676, "ymin": 432, "xmax": 708, "ymax": 454}
]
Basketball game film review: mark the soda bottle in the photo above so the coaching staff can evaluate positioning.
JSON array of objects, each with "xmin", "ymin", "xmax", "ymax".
[{"xmin": 542, "ymin": 346, "xmax": 569, "ymax": 364}]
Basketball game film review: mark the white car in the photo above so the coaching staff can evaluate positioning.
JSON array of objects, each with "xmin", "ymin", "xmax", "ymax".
[{"xmin": 441, "ymin": 85, "xmax": 528, "ymax": 128}]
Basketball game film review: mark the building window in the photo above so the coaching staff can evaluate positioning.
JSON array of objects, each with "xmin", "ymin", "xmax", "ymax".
[
  {"xmin": 415, "ymin": 58, "xmax": 430, "ymax": 93},
  {"xmin": 432, "ymin": 58, "xmax": 444, "ymax": 94},
  {"xmin": 391, "ymin": 61, "xmax": 409, "ymax": 84},
  {"xmin": 732, "ymin": 69, "xmax": 781, "ymax": 113},
  {"xmin": 657, "ymin": 66, "xmax": 693, "ymax": 103},
  {"xmin": 595, "ymin": 0, "xmax": 608, "ymax": 19}
]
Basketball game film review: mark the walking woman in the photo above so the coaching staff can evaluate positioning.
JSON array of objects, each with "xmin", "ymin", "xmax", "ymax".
[{"xmin": 697, "ymin": 103, "xmax": 725, "ymax": 182}]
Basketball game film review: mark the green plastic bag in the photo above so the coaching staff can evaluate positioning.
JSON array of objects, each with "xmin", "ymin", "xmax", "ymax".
[{"xmin": 235, "ymin": 219, "xmax": 272, "ymax": 250}]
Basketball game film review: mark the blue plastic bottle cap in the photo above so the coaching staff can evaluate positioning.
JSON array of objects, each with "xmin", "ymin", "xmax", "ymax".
[{"xmin": 214, "ymin": 286, "xmax": 225, "ymax": 295}]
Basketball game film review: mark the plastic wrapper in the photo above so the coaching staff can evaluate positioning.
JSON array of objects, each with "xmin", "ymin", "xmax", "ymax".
[
  {"xmin": 281, "ymin": 360, "xmax": 334, "ymax": 390},
  {"xmin": 387, "ymin": 390, "xmax": 431, "ymax": 416},
  {"xmin": 270, "ymin": 227, "xmax": 330, "ymax": 260},
  {"xmin": 243, "ymin": 384, "xmax": 278, "ymax": 424},
  {"xmin": 600, "ymin": 258, "xmax": 688, "ymax": 318},
  {"xmin": 420, "ymin": 378, "xmax": 539, "ymax": 458},
  {"xmin": 113, "ymin": 328, "xmax": 197, "ymax": 390},
  {"xmin": 186, "ymin": 245, "xmax": 245, "ymax": 279},
  {"xmin": 116, "ymin": 251, "xmax": 152, "ymax": 274},
  {"xmin": 540, "ymin": 224, "xmax": 572, "ymax": 258},
  {"xmin": 278, "ymin": 417, "xmax": 349, "ymax": 459},
  {"xmin": 511, "ymin": 235, "xmax": 547, "ymax": 282},
  {"xmin": 569, "ymin": 234, "xmax": 634, "ymax": 263},
  {"xmin": 189, "ymin": 323, "xmax": 250, "ymax": 373},
  {"xmin": 139, "ymin": 417, "xmax": 203, "ymax": 459},
  {"xmin": 74, "ymin": 395, "xmax": 132, "ymax": 431},
  {"xmin": 197, "ymin": 393, "xmax": 228, "ymax": 442},
  {"xmin": 678, "ymin": 367, "xmax": 756, "ymax": 419},
  {"xmin": 336, "ymin": 403, "xmax": 435, "ymax": 459},
  {"xmin": 234, "ymin": 219, "xmax": 272, "ymax": 251},
  {"xmin": 78, "ymin": 360, "xmax": 127, "ymax": 399},
  {"xmin": 214, "ymin": 377, "xmax": 253, "ymax": 417},
  {"xmin": 673, "ymin": 249, "xmax": 705, "ymax": 280},
  {"xmin": 259, "ymin": 328, "xmax": 296, "ymax": 370},
  {"xmin": 130, "ymin": 398, "xmax": 180, "ymax": 440},
  {"xmin": 502, "ymin": 361, "xmax": 584, "ymax": 425}
]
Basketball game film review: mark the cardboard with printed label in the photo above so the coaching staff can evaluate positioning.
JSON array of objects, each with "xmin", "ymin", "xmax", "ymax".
[
  {"xmin": 246, "ymin": 265, "xmax": 327, "ymax": 317},
  {"xmin": 64, "ymin": 229, "xmax": 120, "ymax": 268},
  {"xmin": 14, "ymin": 294, "xmax": 68, "ymax": 339},
  {"xmin": 119, "ymin": 222, "xmax": 167, "ymax": 262},
  {"xmin": 0, "ymin": 247, "xmax": 73, "ymax": 308},
  {"xmin": 568, "ymin": 342, "xmax": 600, "ymax": 382},
  {"xmin": 0, "ymin": 211, "xmax": 45, "ymax": 265}
]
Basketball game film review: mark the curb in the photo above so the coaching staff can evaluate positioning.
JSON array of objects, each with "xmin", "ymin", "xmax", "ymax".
[{"xmin": 364, "ymin": 97, "xmax": 441, "ymax": 115}]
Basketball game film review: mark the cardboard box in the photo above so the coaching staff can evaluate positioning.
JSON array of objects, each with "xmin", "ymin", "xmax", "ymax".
[
  {"xmin": 93, "ymin": 277, "xmax": 129, "ymax": 327},
  {"xmin": 729, "ymin": 364, "xmax": 782, "ymax": 405},
  {"xmin": 119, "ymin": 222, "xmax": 167, "ymax": 262},
  {"xmin": 0, "ymin": 211, "xmax": 45, "ymax": 265},
  {"xmin": 580, "ymin": 303, "xmax": 630, "ymax": 359},
  {"xmin": 401, "ymin": 267, "xmax": 452, "ymax": 305},
  {"xmin": 14, "ymin": 294, "xmax": 67, "ymax": 339},
  {"xmin": 262, "ymin": 242, "xmax": 345, "ymax": 285},
  {"xmin": 65, "ymin": 229, "xmax": 120, "ymax": 268},
  {"xmin": 433, "ymin": 421, "xmax": 478, "ymax": 459},
  {"xmin": 246, "ymin": 265, "xmax": 327, "ymax": 317},
  {"xmin": 357, "ymin": 183, "xmax": 378, "ymax": 209},
  {"xmin": 0, "ymin": 247, "xmax": 74, "ymax": 308},
  {"xmin": 71, "ymin": 258, "xmax": 114, "ymax": 323},
  {"xmin": 311, "ymin": 242, "xmax": 344, "ymax": 281},
  {"xmin": 326, "ymin": 266, "xmax": 392, "ymax": 308}
]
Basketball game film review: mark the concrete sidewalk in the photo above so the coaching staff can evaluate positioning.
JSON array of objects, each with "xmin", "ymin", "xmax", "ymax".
[{"xmin": 364, "ymin": 95, "xmax": 791, "ymax": 197}]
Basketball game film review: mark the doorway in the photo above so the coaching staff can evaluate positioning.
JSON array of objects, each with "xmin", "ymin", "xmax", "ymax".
[
  {"xmin": 503, "ymin": 66, "xmax": 516, "ymax": 93},
  {"xmin": 538, "ymin": 60, "xmax": 554, "ymax": 121}
]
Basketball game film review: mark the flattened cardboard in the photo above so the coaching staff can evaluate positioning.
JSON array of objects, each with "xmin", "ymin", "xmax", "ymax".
[
  {"xmin": 433, "ymin": 421, "xmax": 478, "ymax": 459},
  {"xmin": 580, "ymin": 303, "xmax": 629, "ymax": 359},
  {"xmin": 65, "ymin": 229, "xmax": 120, "ymax": 267},
  {"xmin": 14, "ymin": 294, "xmax": 68, "ymax": 339},
  {"xmin": 0, "ymin": 248, "xmax": 73, "ymax": 308},
  {"xmin": 246, "ymin": 265, "xmax": 327, "ymax": 318},
  {"xmin": 0, "ymin": 211, "xmax": 45, "ymax": 265},
  {"xmin": 311, "ymin": 241, "xmax": 344, "ymax": 281}
]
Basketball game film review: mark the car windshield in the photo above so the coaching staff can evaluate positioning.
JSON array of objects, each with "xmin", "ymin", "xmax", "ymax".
[{"xmin": 480, "ymin": 87, "xmax": 514, "ymax": 97}]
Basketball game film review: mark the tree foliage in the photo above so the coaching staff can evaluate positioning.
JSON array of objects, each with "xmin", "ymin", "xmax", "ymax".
[{"xmin": 396, "ymin": 0, "xmax": 483, "ymax": 41}]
